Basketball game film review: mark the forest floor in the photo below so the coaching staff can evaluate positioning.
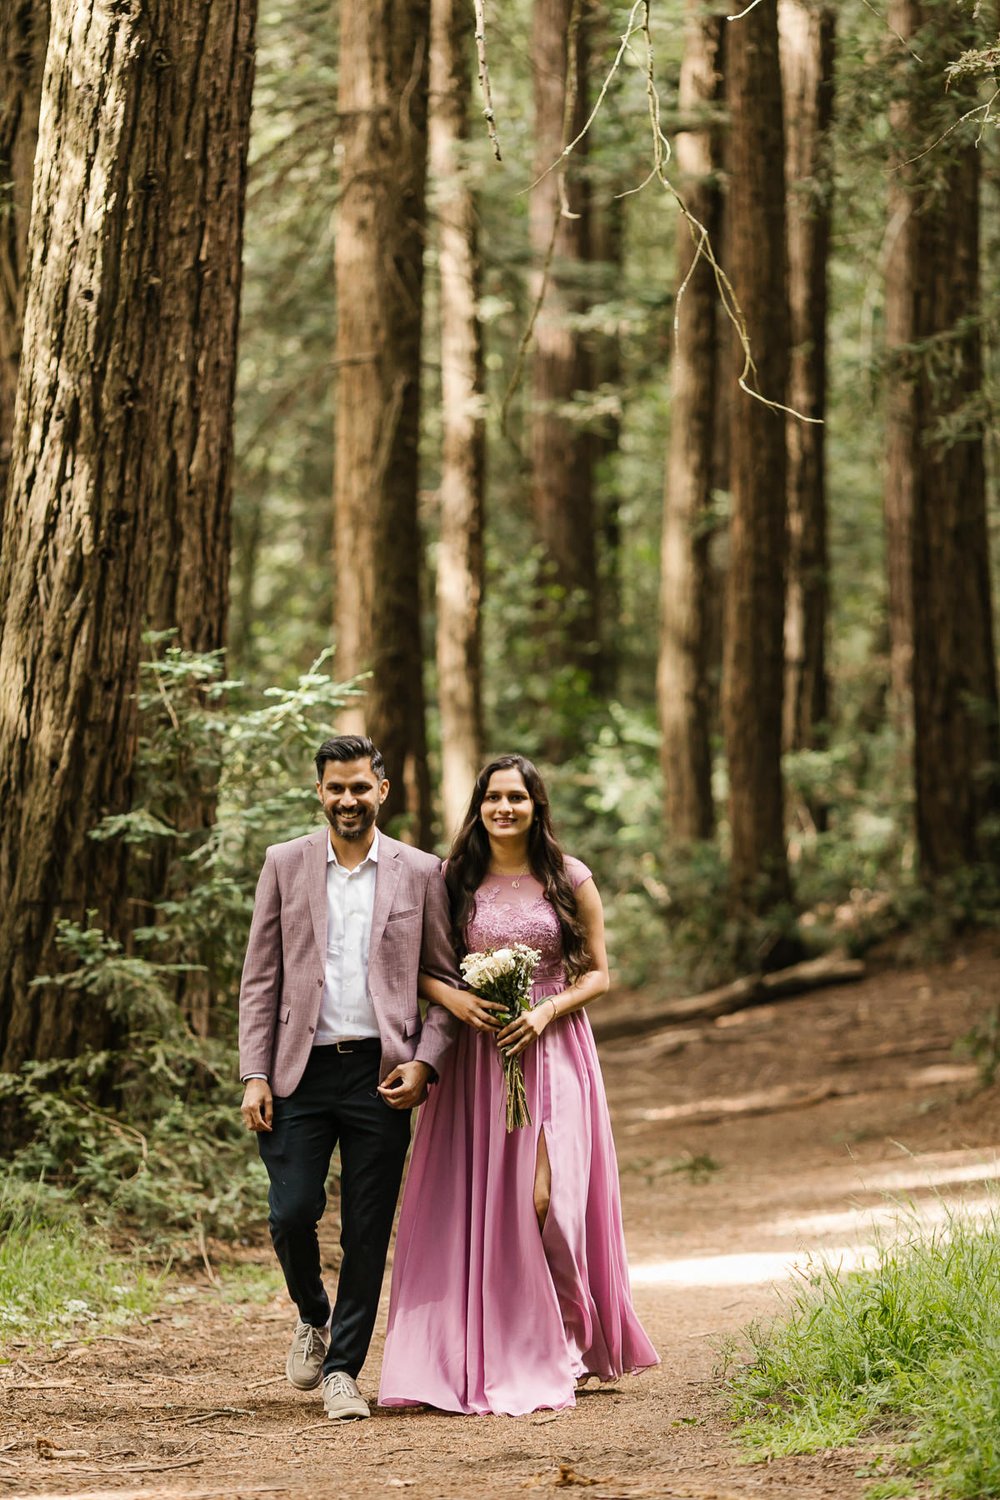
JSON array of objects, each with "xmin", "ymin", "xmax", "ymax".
[{"xmin": 4, "ymin": 935, "xmax": 1000, "ymax": 1500}]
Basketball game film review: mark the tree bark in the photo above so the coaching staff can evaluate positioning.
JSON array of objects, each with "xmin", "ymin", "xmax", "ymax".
[
  {"xmin": 144, "ymin": 2, "xmax": 256, "ymax": 653},
  {"xmin": 590, "ymin": 181, "xmax": 624, "ymax": 697},
  {"xmin": 333, "ymin": 0, "xmax": 432, "ymax": 845},
  {"xmin": 140, "ymin": 5, "xmax": 256, "ymax": 1037},
  {"xmin": 529, "ymin": 0, "xmax": 600, "ymax": 686},
  {"xmin": 0, "ymin": 0, "xmax": 48, "ymax": 521},
  {"xmin": 779, "ymin": 1, "xmax": 834, "ymax": 762},
  {"xmin": 885, "ymin": 1, "xmax": 1000, "ymax": 880},
  {"xmin": 430, "ymin": 0, "xmax": 485, "ymax": 839},
  {"xmin": 720, "ymin": 0, "xmax": 791, "ymax": 910},
  {"xmin": 883, "ymin": 9, "xmax": 917, "ymax": 730},
  {"xmin": 658, "ymin": 2, "xmax": 724, "ymax": 843},
  {"xmin": 0, "ymin": 0, "xmax": 256, "ymax": 1073}
]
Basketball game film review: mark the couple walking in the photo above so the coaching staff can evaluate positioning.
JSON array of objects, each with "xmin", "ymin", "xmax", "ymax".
[{"xmin": 239, "ymin": 735, "xmax": 657, "ymax": 1420}]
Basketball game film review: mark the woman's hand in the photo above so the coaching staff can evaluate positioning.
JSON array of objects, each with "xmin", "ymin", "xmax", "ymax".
[
  {"xmin": 497, "ymin": 999, "xmax": 556, "ymax": 1058},
  {"xmin": 448, "ymin": 991, "xmax": 507, "ymax": 1033}
]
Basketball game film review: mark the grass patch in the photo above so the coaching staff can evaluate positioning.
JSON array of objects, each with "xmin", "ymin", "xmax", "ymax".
[
  {"xmin": 727, "ymin": 1196, "xmax": 1000, "ymax": 1497},
  {"xmin": 0, "ymin": 1179, "xmax": 162, "ymax": 1349},
  {"xmin": 212, "ymin": 1260, "xmax": 284, "ymax": 1306}
]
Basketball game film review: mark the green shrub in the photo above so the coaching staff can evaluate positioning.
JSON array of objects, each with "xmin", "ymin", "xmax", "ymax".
[{"xmin": 728, "ymin": 1199, "xmax": 1000, "ymax": 1497}]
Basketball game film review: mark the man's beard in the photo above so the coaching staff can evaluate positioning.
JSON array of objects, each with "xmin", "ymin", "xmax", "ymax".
[{"xmin": 327, "ymin": 805, "xmax": 377, "ymax": 841}]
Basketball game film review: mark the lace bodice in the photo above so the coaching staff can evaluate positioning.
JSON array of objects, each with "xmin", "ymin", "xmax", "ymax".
[{"xmin": 464, "ymin": 856, "xmax": 592, "ymax": 983}]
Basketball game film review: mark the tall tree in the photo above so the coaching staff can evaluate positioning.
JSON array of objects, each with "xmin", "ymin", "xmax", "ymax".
[
  {"xmin": 430, "ymin": 0, "xmax": 485, "ymax": 838},
  {"xmin": 333, "ymin": 0, "xmax": 432, "ymax": 844},
  {"xmin": 529, "ymin": 0, "xmax": 600, "ymax": 685},
  {"xmin": 590, "ymin": 182, "xmax": 624, "ymax": 696},
  {"xmin": 137, "ymin": 0, "xmax": 257, "ymax": 1038},
  {"xmin": 658, "ymin": 1, "xmax": 724, "ymax": 843},
  {"xmin": 144, "ymin": 5, "xmax": 256, "ymax": 653},
  {"xmin": 0, "ymin": 0, "xmax": 257, "ymax": 1075},
  {"xmin": 884, "ymin": 1, "xmax": 999, "ymax": 879},
  {"xmin": 720, "ymin": 0, "xmax": 791, "ymax": 910},
  {"xmin": 0, "ymin": 0, "xmax": 48, "ymax": 518},
  {"xmin": 779, "ymin": 0, "xmax": 834, "ymax": 761}
]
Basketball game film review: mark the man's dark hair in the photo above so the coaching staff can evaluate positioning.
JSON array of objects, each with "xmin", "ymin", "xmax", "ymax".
[{"xmin": 315, "ymin": 735, "xmax": 386, "ymax": 782}]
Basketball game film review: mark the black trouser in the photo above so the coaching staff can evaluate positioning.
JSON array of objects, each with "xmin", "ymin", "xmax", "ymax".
[{"xmin": 258, "ymin": 1043, "xmax": 412, "ymax": 1380}]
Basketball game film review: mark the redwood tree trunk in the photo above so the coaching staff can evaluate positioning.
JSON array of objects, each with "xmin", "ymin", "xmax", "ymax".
[
  {"xmin": 658, "ymin": 1, "xmax": 724, "ymax": 843},
  {"xmin": 883, "ymin": 10, "xmax": 916, "ymax": 729},
  {"xmin": 529, "ymin": 0, "xmax": 600, "ymax": 684},
  {"xmin": 885, "ymin": 1, "xmax": 1000, "ymax": 880},
  {"xmin": 136, "ymin": 2, "xmax": 256, "ymax": 1037},
  {"xmin": 430, "ymin": 0, "xmax": 485, "ymax": 838},
  {"xmin": 590, "ymin": 184, "xmax": 624, "ymax": 696},
  {"xmin": 333, "ymin": 0, "xmax": 432, "ymax": 845},
  {"xmin": 0, "ymin": 0, "xmax": 48, "ymax": 519},
  {"xmin": 144, "ymin": 5, "xmax": 256, "ymax": 652},
  {"xmin": 0, "ymin": 0, "xmax": 256, "ymax": 1072},
  {"xmin": 779, "ymin": 0, "xmax": 834, "ymax": 761},
  {"xmin": 720, "ymin": 0, "xmax": 791, "ymax": 910}
]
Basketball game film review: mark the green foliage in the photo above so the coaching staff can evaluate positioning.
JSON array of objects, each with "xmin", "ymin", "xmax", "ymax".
[
  {"xmin": 0, "ymin": 1180, "xmax": 161, "ymax": 1344},
  {"xmin": 954, "ymin": 1005, "xmax": 1000, "ymax": 1088},
  {"xmin": 0, "ymin": 645, "xmax": 356, "ymax": 1247},
  {"xmin": 546, "ymin": 704, "xmax": 917, "ymax": 990},
  {"xmin": 728, "ymin": 1199, "xmax": 1000, "ymax": 1497}
]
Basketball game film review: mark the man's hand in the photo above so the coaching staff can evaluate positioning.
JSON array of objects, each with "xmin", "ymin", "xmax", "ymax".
[
  {"xmin": 377, "ymin": 1060, "xmax": 433, "ymax": 1110},
  {"xmin": 241, "ymin": 1078, "xmax": 273, "ymax": 1132}
]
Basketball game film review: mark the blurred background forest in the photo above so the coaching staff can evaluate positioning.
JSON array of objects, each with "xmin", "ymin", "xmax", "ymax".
[
  {"xmin": 0, "ymin": 0, "xmax": 998, "ymax": 1240},
  {"xmin": 231, "ymin": 0, "xmax": 1000, "ymax": 978}
]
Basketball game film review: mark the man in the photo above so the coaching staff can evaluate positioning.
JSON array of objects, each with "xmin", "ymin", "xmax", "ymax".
[{"xmin": 239, "ymin": 735, "xmax": 458, "ymax": 1420}]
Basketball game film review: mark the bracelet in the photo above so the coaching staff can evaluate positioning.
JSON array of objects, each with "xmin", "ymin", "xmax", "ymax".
[{"xmin": 547, "ymin": 998, "xmax": 558, "ymax": 1023}]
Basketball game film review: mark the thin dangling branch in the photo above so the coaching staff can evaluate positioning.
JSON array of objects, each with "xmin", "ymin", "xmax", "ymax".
[{"xmin": 473, "ymin": 0, "xmax": 502, "ymax": 161}]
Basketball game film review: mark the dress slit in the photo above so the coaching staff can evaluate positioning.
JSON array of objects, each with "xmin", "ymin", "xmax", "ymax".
[{"xmin": 533, "ymin": 1125, "xmax": 552, "ymax": 1231}]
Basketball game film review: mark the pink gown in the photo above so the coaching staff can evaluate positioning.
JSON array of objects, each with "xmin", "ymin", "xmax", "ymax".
[{"xmin": 378, "ymin": 858, "xmax": 659, "ymax": 1416}]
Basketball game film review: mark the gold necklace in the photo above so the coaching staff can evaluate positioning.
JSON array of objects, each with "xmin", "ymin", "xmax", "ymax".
[{"xmin": 510, "ymin": 863, "xmax": 530, "ymax": 889}]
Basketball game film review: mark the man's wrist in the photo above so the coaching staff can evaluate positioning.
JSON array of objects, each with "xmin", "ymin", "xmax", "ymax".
[{"xmin": 242, "ymin": 1073, "xmax": 269, "ymax": 1084}]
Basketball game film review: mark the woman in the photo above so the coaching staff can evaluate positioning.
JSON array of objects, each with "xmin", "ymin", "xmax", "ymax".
[{"xmin": 379, "ymin": 755, "xmax": 658, "ymax": 1416}]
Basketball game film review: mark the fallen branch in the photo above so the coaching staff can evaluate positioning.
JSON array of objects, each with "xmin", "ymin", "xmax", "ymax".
[
  {"xmin": 119, "ymin": 1455, "xmax": 205, "ymax": 1474},
  {"xmin": 592, "ymin": 952, "xmax": 865, "ymax": 1042},
  {"xmin": 624, "ymin": 1062, "xmax": 979, "ymax": 1130},
  {"xmin": 601, "ymin": 1028, "xmax": 704, "ymax": 1062},
  {"xmin": 827, "ymin": 1037, "xmax": 952, "ymax": 1067},
  {"xmin": 182, "ymin": 1408, "xmax": 253, "ymax": 1425}
]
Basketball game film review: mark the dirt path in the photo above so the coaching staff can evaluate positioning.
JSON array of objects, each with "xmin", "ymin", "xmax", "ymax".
[{"xmin": 4, "ymin": 940, "xmax": 1000, "ymax": 1500}]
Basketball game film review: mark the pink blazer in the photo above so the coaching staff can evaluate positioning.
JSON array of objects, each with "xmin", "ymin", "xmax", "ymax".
[{"xmin": 238, "ymin": 829, "xmax": 459, "ymax": 1097}]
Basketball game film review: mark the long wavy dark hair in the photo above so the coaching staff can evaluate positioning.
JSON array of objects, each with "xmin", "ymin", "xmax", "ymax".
[{"xmin": 445, "ymin": 754, "xmax": 590, "ymax": 979}]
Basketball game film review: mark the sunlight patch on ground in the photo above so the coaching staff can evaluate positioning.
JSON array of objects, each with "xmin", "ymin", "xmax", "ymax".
[
  {"xmin": 632, "ymin": 1176, "xmax": 1000, "ymax": 1289},
  {"xmin": 630, "ymin": 1245, "xmax": 876, "ymax": 1288},
  {"xmin": 859, "ymin": 1150, "xmax": 1000, "ymax": 1193}
]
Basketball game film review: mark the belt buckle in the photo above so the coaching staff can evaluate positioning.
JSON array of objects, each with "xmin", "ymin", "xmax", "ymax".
[{"xmin": 334, "ymin": 1041, "xmax": 354, "ymax": 1054}]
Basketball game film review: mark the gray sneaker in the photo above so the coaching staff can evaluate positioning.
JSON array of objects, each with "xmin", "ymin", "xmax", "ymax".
[
  {"xmin": 322, "ymin": 1370, "xmax": 370, "ymax": 1420},
  {"xmin": 286, "ymin": 1318, "xmax": 331, "ymax": 1390}
]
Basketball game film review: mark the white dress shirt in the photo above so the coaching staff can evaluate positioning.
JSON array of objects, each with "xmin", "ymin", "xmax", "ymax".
[{"xmin": 314, "ymin": 828, "xmax": 381, "ymax": 1044}]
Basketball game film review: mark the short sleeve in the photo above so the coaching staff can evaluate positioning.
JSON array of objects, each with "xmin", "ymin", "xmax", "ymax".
[{"xmin": 563, "ymin": 855, "xmax": 593, "ymax": 890}]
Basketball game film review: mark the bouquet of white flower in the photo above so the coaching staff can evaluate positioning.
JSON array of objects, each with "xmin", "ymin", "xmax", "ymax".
[{"xmin": 460, "ymin": 943, "xmax": 542, "ymax": 1130}]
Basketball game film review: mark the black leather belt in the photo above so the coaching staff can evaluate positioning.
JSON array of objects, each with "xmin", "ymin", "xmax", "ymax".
[{"xmin": 327, "ymin": 1037, "xmax": 381, "ymax": 1054}]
